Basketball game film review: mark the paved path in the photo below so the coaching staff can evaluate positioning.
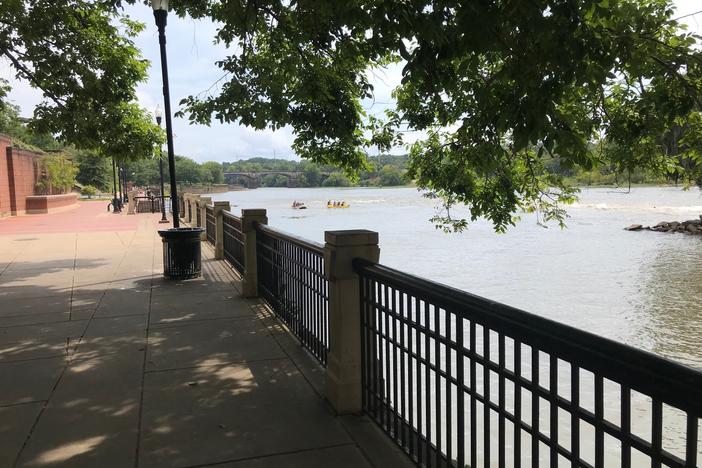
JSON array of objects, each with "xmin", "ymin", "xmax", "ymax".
[{"xmin": 0, "ymin": 206, "xmax": 411, "ymax": 467}]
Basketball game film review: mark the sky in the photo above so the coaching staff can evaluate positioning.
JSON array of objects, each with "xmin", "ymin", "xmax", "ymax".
[{"xmin": 1, "ymin": 1, "xmax": 701, "ymax": 164}]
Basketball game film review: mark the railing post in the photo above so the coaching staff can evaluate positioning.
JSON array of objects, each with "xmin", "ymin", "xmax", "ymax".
[
  {"xmin": 324, "ymin": 230, "xmax": 380, "ymax": 414},
  {"xmin": 198, "ymin": 197, "xmax": 211, "ymax": 240},
  {"xmin": 213, "ymin": 201, "xmax": 230, "ymax": 260},
  {"xmin": 184, "ymin": 194, "xmax": 193, "ymax": 224},
  {"xmin": 241, "ymin": 208, "xmax": 267, "ymax": 298}
]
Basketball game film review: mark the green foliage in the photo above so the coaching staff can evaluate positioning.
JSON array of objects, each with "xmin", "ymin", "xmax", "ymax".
[
  {"xmin": 199, "ymin": 161, "xmax": 224, "ymax": 185},
  {"xmin": 81, "ymin": 185, "xmax": 99, "ymax": 198},
  {"xmin": 37, "ymin": 154, "xmax": 78, "ymax": 195},
  {"xmin": 322, "ymin": 173, "xmax": 351, "ymax": 187},
  {"xmin": 378, "ymin": 165, "xmax": 405, "ymax": 186},
  {"xmin": 175, "ymin": 156, "xmax": 202, "ymax": 185},
  {"xmin": 75, "ymin": 150, "xmax": 112, "ymax": 191},
  {"xmin": 166, "ymin": 0, "xmax": 702, "ymax": 231},
  {"xmin": 1, "ymin": 2, "xmax": 161, "ymax": 159}
]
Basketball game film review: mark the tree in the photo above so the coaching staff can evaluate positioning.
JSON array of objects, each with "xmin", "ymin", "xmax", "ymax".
[
  {"xmin": 175, "ymin": 156, "xmax": 201, "ymax": 185},
  {"xmin": 200, "ymin": 161, "xmax": 224, "ymax": 185},
  {"xmin": 378, "ymin": 165, "xmax": 404, "ymax": 186},
  {"xmin": 322, "ymin": 173, "xmax": 351, "ymax": 187},
  {"xmin": 37, "ymin": 154, "xmax": 78, "ymax": 195},
  {"xmin": 169, "ymin": 0, "xmax": 702, "ymax": 231},
  {"xmin": 1, "ymin": 2, "xmax": 161, "ymax": 165},
  {"xmin": 75, "ymin": 150, "xmax": 112, "ymax": 191}
]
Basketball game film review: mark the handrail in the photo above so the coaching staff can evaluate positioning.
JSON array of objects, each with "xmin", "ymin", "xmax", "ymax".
[
  {"xmin": 353, "ymin": 258, "xmax": 702, "ymax": 414},
  {"xmin": 255, "ymin": 222, "xmax": 324, "ymax": 255},
  {"xmin": 222, "ymin": 210, "xmax": 241, "ymax": 222}
]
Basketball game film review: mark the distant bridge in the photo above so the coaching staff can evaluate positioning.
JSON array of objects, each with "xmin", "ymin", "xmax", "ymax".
[{"xmin": 224, "ymin": 171, "xmax": 332, "ymax": 188}]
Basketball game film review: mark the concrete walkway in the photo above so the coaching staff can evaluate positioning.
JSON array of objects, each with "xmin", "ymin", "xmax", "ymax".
[{"xmin": 0, "ymin": 210, "xmax": 411, "ymax": 467}]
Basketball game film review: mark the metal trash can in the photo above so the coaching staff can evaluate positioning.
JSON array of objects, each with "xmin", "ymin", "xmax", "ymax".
[{"xmin": 158, "ymin": 227, "xmax": 205, "ymax": 279}]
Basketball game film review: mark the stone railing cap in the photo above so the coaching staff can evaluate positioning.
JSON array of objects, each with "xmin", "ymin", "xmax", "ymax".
[
  {"xmin": 325, "ymin": 230, "xmax": 378, "ymax": 246},
  {"xmin": 241, "ymin": 208, "xmax": 267, "ymax": 216}
]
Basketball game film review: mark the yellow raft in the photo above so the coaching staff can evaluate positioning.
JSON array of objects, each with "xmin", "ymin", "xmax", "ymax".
[{"xmin": 327, "ymin": 203, "xmax": 350, "ymax": 209}]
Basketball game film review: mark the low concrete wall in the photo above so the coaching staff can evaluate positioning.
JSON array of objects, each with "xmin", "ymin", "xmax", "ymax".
[{"xmin": 25, "ymin": 193, "xmax": 79, "ymax": 214}]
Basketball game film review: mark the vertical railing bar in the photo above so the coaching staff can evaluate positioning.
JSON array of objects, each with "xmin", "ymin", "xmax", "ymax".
[
  {"xmin": 424, "ymin": 299, "xmax": 432, "ymax": 468},
  {"xmin": 400, "ymin": 291, "xmax": 408, "ymax": 449},
  {"xmin": 595, "ymin": 374, "xmax": 604, "ymax": 468},
  {"xmin": 532, "ymin": 347, "xmax": 539, "ymax": 468},
  {"xmin": 515, "ymin": 341, "xmax": 522, "ymax": 468},
  {"xmin": 416, "ymin": 295, "xmax": 424, "ymax": 466},
  {"xmin": 684, "ymin": 413, "xmax": 698, "ymax": 468},
  {"xmin": 446, "ymin": 308, "xmax": 453, "ymax": 467},
  {"xmin": 572, "ymin": 365, "xmax": 581, "ymax": 468},
  {"xmin": 621, "ymin": 386, "xmax": 631, "ymax": 468},
  {"xmin": 651, "ymin": 399, "xmax": 663, "ymax": 468},
  {"xmin": 498, "ymin": 334, "xmax": 506, "ymax": 468},
  {"xmin": 371, "ymin": 280, "xmax": 379, "ymax": 421},
  {"xmin": 407, "ymin": 293, "xmax": 415, "ymax": 458},
  {"xmin": 384, "ymin": 283, "xmax": 392, "ymax": 433},
  {"xmin": 456, "ymin": 316, "xmax": 465, "ymax": 468},
  {"xmin": 393, "ymin": 287, "xmax": 399, "ymax": 441},
  {"xmin": 435, "ymin": 303, "xmax": 442, "ymax": 468},
  {"xmin": 470, "ymin": 320, "xmax": 477, "ymax": 468},
  {"xmin": 484, "ymin": 325, "xmax": 491, "ymax": 468},
  {"xmin": 550, "ymin": 354, "xmax": 558, "ymax": 468},
  {"xmin": 366, "ymin": 276, "xmax": 370, "ymax": 411}
]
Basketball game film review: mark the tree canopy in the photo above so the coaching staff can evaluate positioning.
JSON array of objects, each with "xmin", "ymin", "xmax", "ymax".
[
  {"xmin": 1, "ymin": 1, "xmax": 162, "ymax": 160},
  {"xmin": 160, "ymin": 0, "xmax": 702, "ymax": 231}
]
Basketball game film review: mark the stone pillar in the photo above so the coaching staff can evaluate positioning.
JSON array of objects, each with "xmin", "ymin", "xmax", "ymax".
[
  {"xmin": 213, "ymin": 201, "xmax": 230, "ymax": 260},
  {"xmin": 324, "ymin": 230, "xmax": 380, "ymax": 414},
  {"xmin": 184, "ymin": 194, "xmax": 194, "ymax": 224},
  {"xmin": 126, "ymin": 190, "xmax": 139, "ymax": 215},
  {"xmin": 241, "ymin": 209, "xmax": 267, "ymax": 298},
  {"xmin": 198, "ymin": 197, "xmax": 211, "ymax": 240}
]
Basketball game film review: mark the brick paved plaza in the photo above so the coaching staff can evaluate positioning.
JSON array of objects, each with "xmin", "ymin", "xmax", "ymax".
[{"xmin": 0, "ymin": 203, "xmax": 409, "ymax": 467}]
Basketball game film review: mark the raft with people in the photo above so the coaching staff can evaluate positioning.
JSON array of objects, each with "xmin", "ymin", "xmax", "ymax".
[
  {"xmin": 291, "ymin": 201, "xmax": 307, "ymax": 209},
  {"xmin": 327, "ymin": 200, "xmax": 350, "ymax": 209}
]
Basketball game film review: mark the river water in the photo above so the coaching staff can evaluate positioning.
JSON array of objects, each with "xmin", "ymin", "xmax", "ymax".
[{"xmin": 211, "ymin": 186, "xmax": 702, "ymax": 464}]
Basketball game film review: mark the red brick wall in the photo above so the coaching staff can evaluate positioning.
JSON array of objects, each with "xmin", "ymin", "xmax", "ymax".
[
  {"xmin": 26, "ymin": 193, "xmax": 78, "ymax": 214},
  {"xmin": 10, "ymin": 148, "xmax": 40, "ymax": 214},
  {"xmin": 0, "ymin": 135, "xmax": 42, "ymax": 216},
  {"xmin": 0, "ymin": 136, "xmax": 12, "ymax": 217}
]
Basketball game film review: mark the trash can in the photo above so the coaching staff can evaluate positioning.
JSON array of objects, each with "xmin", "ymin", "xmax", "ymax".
[{"xmin": 158, "ymin": 227, "xmax": 205, "ymax": 279}]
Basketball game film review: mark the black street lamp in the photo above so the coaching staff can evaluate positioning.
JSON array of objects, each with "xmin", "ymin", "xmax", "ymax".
[
  {"xmin": 155, "ymin": 107, "xmax": 169, "ymax": 224},
  {"xmin": 152, "ymin": 0, "xmax": 179, "ymax": 228},
  {"xmin": 111, "ymin": 156, "xmax": 121, "ymax": 213},
  {"xmin": 117, "ymin": 164, "xmax": 123, "ymax": 209}
]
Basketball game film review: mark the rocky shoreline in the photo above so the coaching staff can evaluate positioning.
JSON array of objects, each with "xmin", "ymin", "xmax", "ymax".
[{"xmin": 625, "ymin": 216, "xmax": 702, "ymax": 234}]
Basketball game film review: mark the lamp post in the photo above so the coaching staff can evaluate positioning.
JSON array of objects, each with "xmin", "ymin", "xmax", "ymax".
[
  {"xmin": 111, "ymin": 156, "xmax": 121, "ymax": 213},
  {"xmin": 152, "ymin": 0, "xmax": 179, "ymax": 228},
  {"xmin": 155, "ymin": 107, "xmax": 169, "ymax": 224},
  {"xmin": 117, "ymin": 164, "xmax": 123, "ymax": 209}
]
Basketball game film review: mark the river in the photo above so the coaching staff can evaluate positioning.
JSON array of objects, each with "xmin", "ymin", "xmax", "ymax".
[
  {"xmin": 211, "ymin": 185, "xmax": 702, "ymax": 464},
  {"xmin": 212, "ymin": 185, "xmax": 702, "ymax": 370}
]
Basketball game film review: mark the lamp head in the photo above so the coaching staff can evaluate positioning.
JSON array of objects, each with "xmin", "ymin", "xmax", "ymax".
[
  {"xmin": 151, "ymin": 0, "xmax": 168, "ymax": 11},
  {"xmin": 154, "ymin": 106, "xmax": 162, "ymax": 125}
]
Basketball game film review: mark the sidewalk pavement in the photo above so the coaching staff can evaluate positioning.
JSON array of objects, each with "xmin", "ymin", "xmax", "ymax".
[{"xmin": 0, "ymin": 208, "xmax": 412, "ymax": 467}]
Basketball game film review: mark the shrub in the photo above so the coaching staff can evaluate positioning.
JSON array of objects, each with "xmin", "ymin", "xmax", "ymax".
[
  {"xmin": 81, "ymin": 185, "xmax": 99, "ymax": 198},
  {"xmin": 37, "ymin": 154, "xmax": 78, "ymax": 195}
]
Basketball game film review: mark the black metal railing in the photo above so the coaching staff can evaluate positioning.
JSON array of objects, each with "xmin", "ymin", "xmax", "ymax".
[
  {"xmin": 354, "ymin": 259, "xmax": 702, "ymax": 468},
  {"xmin": 187, "ymin": 200, "xmax": 192, "ymax": 221},
  {"xmin": 196, "ymin": 204, "xmax": 201, "ymax": 226},
  {"xmin": 134, "ymin": 196, "xmax": 170, "ymax": 214},
  {"xmin": 205, "ymin": 205, "xmax": 215, "ymax": 245},
  {"xmin": 256, "ymin": 223, "xmax": 329, "ymax": 366},
  {"xmin": 222, "ymin": 211, "xmax": 245, "ymax": 275},
  {"xmin": 178, "ymin": 195, "xmax": 185, "ymax": 218}
]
